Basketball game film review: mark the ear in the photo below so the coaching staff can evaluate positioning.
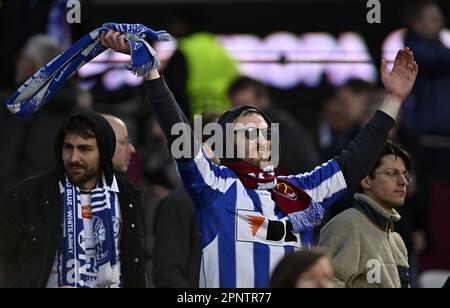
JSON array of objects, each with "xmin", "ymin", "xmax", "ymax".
[{"xmin": 361, "ymin": 177, "xmax": 371, "ymax": 191}]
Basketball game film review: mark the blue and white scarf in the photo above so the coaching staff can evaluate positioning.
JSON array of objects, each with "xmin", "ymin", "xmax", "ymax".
[
  {"xmin": 58, "ymin": 175, "xmax": 121, "ymax": 288},
  {"xmin": 6, "ymin": 23, "xmax": 172, "ymax": 119}
]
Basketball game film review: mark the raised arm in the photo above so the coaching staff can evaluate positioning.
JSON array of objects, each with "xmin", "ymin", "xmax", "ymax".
[
  {"xmin": 143, "ymin": 72, "xmax": 198, "ymax": 162},
  {"xmin": 285, "ymin": 49, "xmax": 419, "ymax": 203},
  {"xmin": 101, "ymin": 30, "xmax": 237, "ymax": 207},
  {"xmin": 378, "ymin": 48, "xmax": 418, "ymax": 119},
  {"xmin": 101, "ymin": 30, "xmax": 197, "ymax": 162},
  {"xmin": 337, "ymin": 48, "xmax": 418, "ymax": 192}
]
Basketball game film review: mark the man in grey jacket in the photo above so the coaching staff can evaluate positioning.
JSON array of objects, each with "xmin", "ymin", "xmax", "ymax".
[{"xmin": 319, "ymin": 141, "xmax": 412, "ymax": 288}]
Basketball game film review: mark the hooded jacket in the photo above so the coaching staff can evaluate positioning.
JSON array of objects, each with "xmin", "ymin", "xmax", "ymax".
[
  {"xmin": 54, "ymin": 110, "xmax": 116, "ymax": 185},
  {"xmin": 0, "ymin": 111, "xmax": 147, "ymax": 288}
]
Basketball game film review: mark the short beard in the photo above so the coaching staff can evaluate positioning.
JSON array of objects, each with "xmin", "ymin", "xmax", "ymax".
[{"xmin": 67, "ymin": 166, "xmax": 100, "ymax": 188}]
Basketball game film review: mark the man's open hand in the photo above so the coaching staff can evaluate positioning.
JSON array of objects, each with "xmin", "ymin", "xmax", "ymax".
[{"xmin": 381, "ymin": 48, "xmax": 419, "ymax": 101}]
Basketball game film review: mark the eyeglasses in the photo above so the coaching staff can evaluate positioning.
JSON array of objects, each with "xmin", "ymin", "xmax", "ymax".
[
  {"xmin": 117, "ymin": 137, "xmax": 132, "ymax": 147},
  {"xmin": 371, "ymin": 169, "xmax": 412, "ymax": 185},
  {"xmin": 234, "ymin": 127, "xmax": 271, "ymax": 141}
]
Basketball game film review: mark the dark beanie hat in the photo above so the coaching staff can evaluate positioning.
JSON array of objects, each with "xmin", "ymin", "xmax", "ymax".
[{"xmin": 216, "ymin": 105, "xmax": 272, "ymax": 163}]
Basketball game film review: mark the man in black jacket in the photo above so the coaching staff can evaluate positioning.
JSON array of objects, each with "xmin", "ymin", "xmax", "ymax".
[{"xmin": 0, "ymin": 111, "xmax": 147, "ymax": 288}]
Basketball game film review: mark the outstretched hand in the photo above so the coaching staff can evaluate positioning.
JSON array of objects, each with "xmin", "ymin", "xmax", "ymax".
[
  {"xmin": 100, "ymin": 30, "xmax": 130, "ymax": 54},
  {"xmin": 381, "ymin": 48, "xmax": 418, "ymax": 101}
]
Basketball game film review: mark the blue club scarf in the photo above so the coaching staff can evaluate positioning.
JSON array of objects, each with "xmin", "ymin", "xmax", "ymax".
[
  {"xmin": 58, "ymin": 175, "xmax": 121, "ymax": 288},
  {"xmin": 6, "ymin": 23, "xmax": 172, "ymax": 119}
]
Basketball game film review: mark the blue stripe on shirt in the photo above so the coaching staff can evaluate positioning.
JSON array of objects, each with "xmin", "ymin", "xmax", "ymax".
[
  {"xmin": 300, "ymin": 230, "xmax": 314, "ymax": 248},
  {"xmin": 320, "ymin": 188, "xmax": 348, "ymax": 211},
  {"xmin": 247, "ymin": 189, "xmax": 271, "ymax": 288},
  {"xmin": 284, "ymin": 246, "xmax": 295, "ymax": 255},
  {"xmin": 285, "ymin": 159, "xmax": 342, "ymax": 191},
  {"xmin": 217, "ymin": 185, "xmax": 237, "ymax": 288},
  {"xmin": 177, "ymin": 152, "xmax": 236, "ymax": 208}
]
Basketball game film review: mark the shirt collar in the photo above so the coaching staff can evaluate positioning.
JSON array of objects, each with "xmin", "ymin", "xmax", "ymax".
[{"xmin": 108, "ymin": 175, "xmax": 120, "ymax": 193}]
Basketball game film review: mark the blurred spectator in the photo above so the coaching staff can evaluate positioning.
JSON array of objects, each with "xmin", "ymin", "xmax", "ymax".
[
  {"xmin": 139, "ymin": 116, "xmax": 181, "ymax": 288},
  {"xmin": 0, "ymin": 34, "xmax": 85, "ymax": 198},
  {"xmin": 163, "ymin": 9, "xmax": 239, "ymax": 118},
  {"xmin": 318, "ymin": 79, "xmax": 379, "ymax": 237},
  {"xmin": 152, "ymin": 113, "xmax": 219, "ymax": 288},
  {"xmin": 320, "ymin": 141, "xmax": 412, "ymax": 288},
  {"xmin": 269, "ymin": 250, "xmax": 334, "ymax": 288},
  {"xmin": 319, "ymin": 79, "xmax": 375, "ymax": 161},
  {"xmin": 142, "ymin": 116, "xmax": 185, "ymax": 193},
  {"xmin": 403, "ymin": 0, "xmax": 450, "ymax": 136},
  {"xmin": 14, "ymin": 34, "xmax": 61, "ymax": 85},
  {"xmin": 0, "ymin": 0, "xmax": 54, "ymax": 91},
  {"xmin": 102, "ymin": 113, "xmax": 156, "ymax": 287},
  {"xmin": 402, "ymin": 0, "xmax": 450, "ymax": 272},
  {"xmin": 153, "ymin": 189, "xmax": 201, "ymax": 288},
  {"xmin": 102, "ymin": 114, "xmax": 136, "ymax": 174},
  {"xmin": 228, "ymin": 76, "xmax": 321, "ymax": 175}
]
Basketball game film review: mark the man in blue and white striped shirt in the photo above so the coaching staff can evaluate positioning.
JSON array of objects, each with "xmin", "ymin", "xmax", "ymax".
[{"xmin": 102, "ymin": 31, "xmax": 418, "ymax": 288}]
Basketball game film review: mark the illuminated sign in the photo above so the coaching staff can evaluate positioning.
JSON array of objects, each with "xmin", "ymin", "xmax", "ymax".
[
  {"xmin": 218, "ymin": 32, "xmax": 377, "ymax": 89},
  {"xmin": 79, "ymin": 29, "xmax": 450, "ymax": 91}
]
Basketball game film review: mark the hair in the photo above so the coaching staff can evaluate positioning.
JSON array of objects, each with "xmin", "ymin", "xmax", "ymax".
[
  {"xmin": 236, "ymin": 108, "xmax": 265, "ymax": 120},
  {"xmin": 342, "ymin": 78, "xmax": 376, "ymax": 94},
  {"xmin": 23, "ymin": 34, "xmax": 62, "ymax": 67},
  {"xmin": 55, "ymin": 111, "xmax": 117, "ymax": 184},
  {"xmin": 60, "ymin": 114, "xmax": 101, "ymax": 141},
  {"xmin": 228, "ymin": 76, "xmax": 269, "ymax": 101},
  {"xmin": 269, "ymin": 250, "xmax": 329, "ymax": 288},
  {"xmin": 370, "ymin": 141, "xmax": 412, "ymax": 175},
  {"xmin": 358, "ymin": 140, "xmax": 412, "ymax": 192},
  {"xmin": 403, "ymin": 0, "xmax": 439, "ymax": 27}
]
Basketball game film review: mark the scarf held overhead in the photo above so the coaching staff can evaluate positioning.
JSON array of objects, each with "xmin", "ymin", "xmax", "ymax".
[{"xmin": 6, "ymin": 23, "xmax": 172, "ymax": 119}]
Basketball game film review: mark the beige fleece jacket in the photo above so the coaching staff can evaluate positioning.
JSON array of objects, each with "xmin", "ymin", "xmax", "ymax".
[{"xmin": 319, "ymin": 193, "xmax": 410, "ymax": 288}]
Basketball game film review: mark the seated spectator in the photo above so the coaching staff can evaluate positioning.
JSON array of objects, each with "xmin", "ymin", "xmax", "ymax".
[{"xmin": 269, "ymin": 250, "xmax": 334, "ymax": 288}]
